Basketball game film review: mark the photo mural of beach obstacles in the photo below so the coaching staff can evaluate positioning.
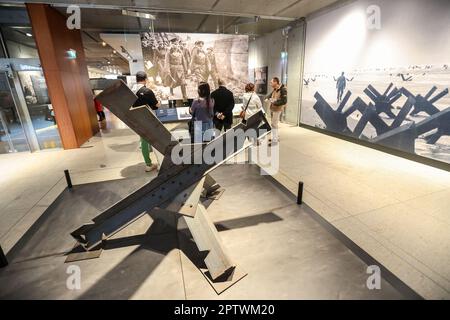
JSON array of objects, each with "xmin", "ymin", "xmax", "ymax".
[
  {"xmin": 300, "ymin": 0, "xmax": 450, "ymax": 164},
  {"xmin": 309, "ymin": 82, "xmax": 450, "ymax": 162}
]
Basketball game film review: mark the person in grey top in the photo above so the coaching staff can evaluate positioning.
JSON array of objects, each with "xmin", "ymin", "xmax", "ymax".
[{"xmin": 190, "ymin": 82, "xmax": 215, "ymax": 142}]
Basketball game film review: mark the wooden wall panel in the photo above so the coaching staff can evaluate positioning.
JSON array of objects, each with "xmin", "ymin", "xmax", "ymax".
[{"xmin": 26, "ymin": 3, "xmax": 98, "ymax": 149}]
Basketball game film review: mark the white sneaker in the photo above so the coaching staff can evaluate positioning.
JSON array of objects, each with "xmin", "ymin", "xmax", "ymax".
[{"xmin": 145, "ymin": 164, "xmax": 158, "ymax": 172}]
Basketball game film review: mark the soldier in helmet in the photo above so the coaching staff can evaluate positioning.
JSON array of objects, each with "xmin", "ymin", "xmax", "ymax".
[
  {"xmin": 207, "ymin": 47, "xmax": 219, "ymax": 89},
  {"xmin": 154, "ymin": 41, "xmax": 167, "ymax": 80},
  {"xmin": 180, "ymin": 40, "xmax": 191, "ymax": 68},
  {"xmin": 189, "ymin": 40, "xmax": 210, "ymax": 83},
  {"xmin": 164, "ymin": 38, "xmax": 188, "ymax": 100}
]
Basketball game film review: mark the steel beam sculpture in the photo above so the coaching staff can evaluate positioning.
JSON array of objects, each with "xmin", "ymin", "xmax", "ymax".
[{"xmin": 69, "ymin": 80, "xmax": 271, "ymax": 294}]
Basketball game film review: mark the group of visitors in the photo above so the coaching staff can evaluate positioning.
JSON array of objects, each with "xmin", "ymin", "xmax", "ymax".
[
  {"xmin": 189, "ymin": 77, "xmax": 287, "ymax": 145},
  {"xmin": 128, "ymin": 71, "xmax": 287, "ymax": 172}
]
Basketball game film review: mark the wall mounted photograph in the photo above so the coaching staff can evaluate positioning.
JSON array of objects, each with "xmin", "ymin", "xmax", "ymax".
[
  {"xmin": 140, "ymin": 32, "xmax": 249, "ymax": 101},
  {"xmin": 300, "ymin": 0, "xmax": 450, "ymax": 164},
  {"xmin": 254, "ymin": 66, "xmax": 268, "ymax": 94}
]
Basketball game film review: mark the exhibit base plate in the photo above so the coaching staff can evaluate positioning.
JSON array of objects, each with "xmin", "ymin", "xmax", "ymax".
[
  {"xmin": 200, "ymin": 266, "xmax": 248, "ymax": 295},
  {"xmin": 65, "ymin": 244, "xmax": 103, "ymax": 263}
]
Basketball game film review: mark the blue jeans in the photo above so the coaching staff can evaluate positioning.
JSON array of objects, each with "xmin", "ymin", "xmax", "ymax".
[{"xmin": 193, "ymin": 120, "xmax": 214, "ymax": 142}]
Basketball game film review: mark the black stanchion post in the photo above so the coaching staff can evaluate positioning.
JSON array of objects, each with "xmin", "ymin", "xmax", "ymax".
[
  {"xmin": 64, "ymin": 169, "xmax": 73, "ymax": 189},
  {"xmin": 0, "ymin": 245, "xmax": 8, "ymax": 268},
  {"xmin": 297, "ymin": 181, "xmax": 304, "ymax": 205}
]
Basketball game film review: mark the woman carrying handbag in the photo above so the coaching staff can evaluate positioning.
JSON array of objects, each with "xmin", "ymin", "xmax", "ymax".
[{"xmin": 240, "ymin": 83, "xmax": 263, "ymax": 125}]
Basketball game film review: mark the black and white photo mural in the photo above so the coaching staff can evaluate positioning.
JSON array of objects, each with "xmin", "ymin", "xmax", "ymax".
[
  {"xmin": 140, "ymin": 32, "xmax": 248, "ymax": 100},
  {"xmin": 300, "ymin": 0, "xmax": 450, "ymax": 164}
]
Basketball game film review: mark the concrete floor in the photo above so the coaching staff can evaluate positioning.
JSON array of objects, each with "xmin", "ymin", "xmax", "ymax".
[
  {"xmin": 0, "ymin": 111, "xmax": 448, "ymax": 299},
  {"xmin": 269, "ymin": 125, "xmax": 450, "ymax": 299},
  {"xmin": 0, "ymin": 165, "xmax": 414, "ymax": 299}
]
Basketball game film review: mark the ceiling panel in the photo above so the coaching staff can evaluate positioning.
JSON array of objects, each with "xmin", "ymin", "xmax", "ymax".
[
  {"xmin": 0, "ymin": 7, "xmax": 30, "ymax": 26},
  {"xmin": 233, "ymin": 19, "xmax": 289, "ymax": 36},
  {"xmin": 276, "ymin": 0, "xmax": 341, "ymax": 18},
  {"xmin": 195, "ymin": 15, "xmax": 238, "ymax": 33},
  {"xmin": 1, "ymin": 0, "xmax": 341, "ymax": 74},
  {"xmin": 3, "ymin": 0, "xmax": 339, "ymax": 19},
  {"xmin": 3, "ymin": 0, "xmax": 219, "ymax": 12},
  {"xmin": 1, "ymin": 26, "xmax": 36, "ymax": 48},
  {"xmin": 213, "ymin": 0, "xmax": 299, "ymax": 16},
  {"xmin": 151, "ymin": 12, "xmax": 205, "ymax": 33}
]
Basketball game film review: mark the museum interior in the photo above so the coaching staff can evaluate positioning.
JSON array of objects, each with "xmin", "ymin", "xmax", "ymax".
[{"xmin": 0, "ymin": 0, "xmax": 449, "ymax": 301}]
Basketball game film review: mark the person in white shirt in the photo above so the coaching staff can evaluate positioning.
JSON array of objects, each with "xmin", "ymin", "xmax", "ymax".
[{"xmin": 241, "ymin": 83, "xmax": 263, "ymax": 121}]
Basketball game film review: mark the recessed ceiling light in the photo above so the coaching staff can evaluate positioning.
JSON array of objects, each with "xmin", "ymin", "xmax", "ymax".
[
  {"xmin": 113, "ymin": 50, "xmax": 117, "ymax": 54},
  {"xmin": 102, "ymin": 41, "xmax": 106, "ymax": 47},
  {"xmin": 25, "ymin": 33, "xmax": 32, "ymax": 37}
]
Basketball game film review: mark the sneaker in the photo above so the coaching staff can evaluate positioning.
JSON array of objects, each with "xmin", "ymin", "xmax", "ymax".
[{"xmin": 145, "ymin": 164, "xmax": 158, "ymax": 172}]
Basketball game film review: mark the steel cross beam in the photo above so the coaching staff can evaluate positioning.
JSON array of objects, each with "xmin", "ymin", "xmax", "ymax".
[{"xmin": 70, "ymin": 80, "xmax": 271, "ymax": 292}]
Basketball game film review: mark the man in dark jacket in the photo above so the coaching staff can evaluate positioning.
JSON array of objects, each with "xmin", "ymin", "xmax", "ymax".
[
  {"xmin": 131, "ymin": 71, "xmax": 160, "ymax": 172},
  {"xmin": 211, "ymin": 78, "xmax": 235, "ymax": 132}
]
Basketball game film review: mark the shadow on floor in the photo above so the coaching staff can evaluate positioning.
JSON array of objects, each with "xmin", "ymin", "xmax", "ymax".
[
  {"xmin": 120, "ymin": 162, "xmax": 157, "ymax": 179},
  {"xmin": 107, "ymin": 141, "xmax": 139, "ymax": 153},
  {"xmin": 77, "ymin": 211, "xmax": 282, "ymax": 299},
  {"xmin": 100, "ymin": 128, "xmax": 136, "ymax": 138}
]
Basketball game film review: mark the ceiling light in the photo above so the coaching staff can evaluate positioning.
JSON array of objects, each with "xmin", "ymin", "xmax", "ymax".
[
  {"xmin": 113, "ymin": 50, "xmax": 117, "ymax": 54},
  {"xmin": 102, "ymin": 41, "xmax": 106, "ymax": 47},
  {"xmin": 25, "ymin": 33, "xmax": 32, "ymax": 37}
]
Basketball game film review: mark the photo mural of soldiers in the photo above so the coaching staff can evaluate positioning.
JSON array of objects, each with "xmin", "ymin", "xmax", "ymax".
[
  {"xmin": 140, "ymin": 32, "xmax": 248, "ymax": 99},
  {"xmin": 164, "ymin": 39, "xmax": 188, "ymax": 100},
  {"xmin": 190, "ymin": 41, "xmax": 211, "ymax": 83},
  {"xmin": 207, "ymin": 47, "xmax": 219, "ymax": 89},
  {"xmin": 154, "ymin": 43, "xmax": 168, "ymax": 81},
  {"xmin": 181, "ymin": 40, "xmax": 191, "ymax": 68}
]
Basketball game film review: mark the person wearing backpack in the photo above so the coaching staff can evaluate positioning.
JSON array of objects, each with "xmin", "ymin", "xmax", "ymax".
[{"xmin": 131, "ymin": 71, "xmax": 160, "ymax": 172}]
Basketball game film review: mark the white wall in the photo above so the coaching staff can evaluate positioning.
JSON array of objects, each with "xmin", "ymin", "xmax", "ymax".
[
  {"xmin": 248, "ymin": 30, "xmax": 284, "ymax": 89},
  {"xmin": 249, "ymin": 23, "xmax": 306, "ymax": 124},
  {"xmin": 286, "ymin": 23, "xmax": 306, "ymax": 125},
  {"xmin": 100, "ymin": 33, "xmax": 145, "ymax": 76}
]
